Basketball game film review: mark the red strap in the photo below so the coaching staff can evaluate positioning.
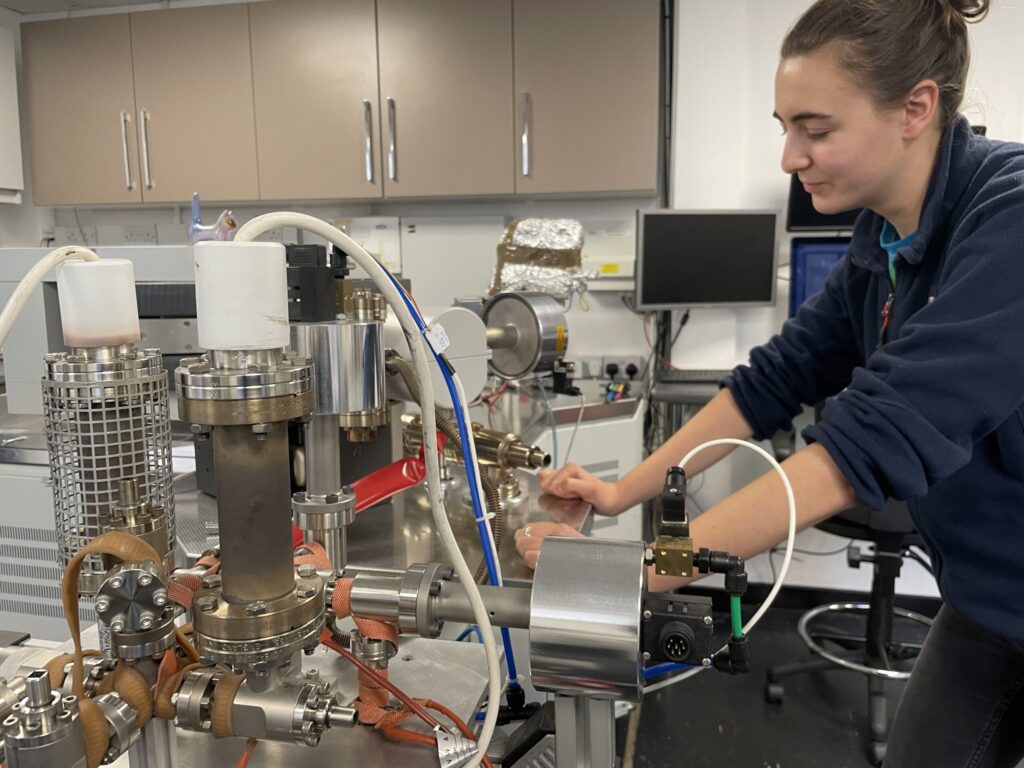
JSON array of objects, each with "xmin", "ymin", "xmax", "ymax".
[{"xmin": 351, "ymin": 456, "xmax": 427, "ymax": 513}]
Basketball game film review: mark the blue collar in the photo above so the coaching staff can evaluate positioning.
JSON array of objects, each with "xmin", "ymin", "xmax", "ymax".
[{"xmin": 848, "ymin": 116, "xmax": 978, "ymax": 275}]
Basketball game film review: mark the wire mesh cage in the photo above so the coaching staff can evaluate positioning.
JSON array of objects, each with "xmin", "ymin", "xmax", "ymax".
[{"xmin": 42, "ymin": 348, "xmax": 174, "ymax": 595}]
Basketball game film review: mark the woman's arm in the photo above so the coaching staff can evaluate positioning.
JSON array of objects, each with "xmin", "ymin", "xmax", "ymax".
[
  {"xmin": 647, "ymin": 442, "xmax": 858, "ymax": 591},
  {"xmin": 538, "ymin": 387, "xmax": 755, "ymax": 515}
]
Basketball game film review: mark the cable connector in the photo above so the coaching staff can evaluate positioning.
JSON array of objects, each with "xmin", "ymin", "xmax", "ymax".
[
  {"xmin": 693, "ymin": 548, "xmax": 747, "ymax": 597},
  {"xmin": 652, "ymin": 467, "xmax": 693, "ymax": 577},
  {"xmin": 505, "ymin": 681, "xmax": 526, "ymax": 714},
  {"xmin": 712, "ymin": 635, "xmax": 751, "ymax": 675}
]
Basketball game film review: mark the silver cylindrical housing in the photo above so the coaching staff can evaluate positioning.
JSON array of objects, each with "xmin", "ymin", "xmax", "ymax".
[
  {"xmin": 529, "ymin": 537, "xmax": 645, "ymax": 701},
  {"xmin": 483, "ymin": 292, "xmax": 568, "ymax": 379},
  {"xmin": 290, "ymin": 319, "xmax": 385, "ymax": 417},
  {"xmin": 43, "ymin": 346, "xmax": 174, "ymax": 596}
]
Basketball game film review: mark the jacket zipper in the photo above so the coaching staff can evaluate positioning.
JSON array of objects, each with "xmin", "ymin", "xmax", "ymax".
[{"xmin": 877, "ymin": 291, "xmax": 895, "ymax": 348}]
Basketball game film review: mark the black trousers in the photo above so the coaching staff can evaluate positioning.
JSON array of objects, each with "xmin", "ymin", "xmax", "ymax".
[{"xmin": 885, "ymin": 605, "xmax": 1024, "ymax": 768}]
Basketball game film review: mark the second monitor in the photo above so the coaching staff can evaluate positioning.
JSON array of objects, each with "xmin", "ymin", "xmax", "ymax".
[{"xmin": 635, "ymin": 210, "xmax": 779, "ymax": 311}]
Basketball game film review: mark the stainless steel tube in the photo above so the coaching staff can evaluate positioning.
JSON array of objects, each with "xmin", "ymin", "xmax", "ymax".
[
  {"xmin": 348, "ymin": 573, "xmax": 403, "ymax": 619},
  {"xmin": 437, "ymin": 583, "xmax": 532, "ymax": 630},
  {"xmin": 349, "ymin": 573, "xmax": 533, "ymax": 631},
  {"xmin": 304, "ymin": 415, "xmax": 346, "ymax": 568},
  {"xmin": 214, "ymin": 425, "xmax": 296, "ymax": 604}
]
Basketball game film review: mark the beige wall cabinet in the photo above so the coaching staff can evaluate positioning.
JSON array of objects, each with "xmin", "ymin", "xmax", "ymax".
[
  {"xmin": 22, "ymin": 15, "xmax": 143, "ymax": 205},
  {"xmin": 0, "ymin": 27, "xmax": 24, "ymax": 204},
  {"xmin": 376, "ymin": 0, "xmax": 514, "ymax": 198},
  {"xmin": 23, "ymin": 5, "xmax": 258, "ymax": 206},
  {"xmin": 513, "ymin": 0, "xmax": 661, "ymax": 195},
  {"xmin": 129, "ymin": 4, "xmax": 259, "ymax": 203},
  {"xmin": 250, "ymin": 0, "xmax": 381, "ymax": 201},
  {"xmin": 23, "ymin": 0, "xmax": 660, "ymax": 206}
]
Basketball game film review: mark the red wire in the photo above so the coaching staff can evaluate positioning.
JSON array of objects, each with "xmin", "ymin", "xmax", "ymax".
[
  {"xmin": 382, "ymin": 700, "xmax": 494, "ymax": 768},
  {"xmin": 642, "ymin": 312, "xmax": 678, "ymax": 370},
  {"xmin": 320, "ymin": 630, "xmax": 443, "ymax": 730},
  {"xmin": 235, "ymin": 739, "xmax": 258, "ymax": 768}
]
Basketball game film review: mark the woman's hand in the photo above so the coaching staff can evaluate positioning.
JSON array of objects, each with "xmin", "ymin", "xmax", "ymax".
[
  {"xmin": 514, "ymin": 521, "xmax": 583, "ymax": 569},
  {"xmin": 538, "ymin": 462, "xmax": 622, "ymax": 515}
]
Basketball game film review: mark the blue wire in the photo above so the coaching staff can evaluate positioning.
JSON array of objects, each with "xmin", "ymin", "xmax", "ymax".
[
  {"xmin": 641, "ymin": 662, "xmax": 695, "ymax": 680},
  {"xmin": 455, "ymin": 624, "xmax": 485, "ymax": 643},
  {"xmin": 534, "ymin": 374, "xmax": 558, "ymax": 466},
  {"xmin": 380, "ymin": 269, "xmax": 521, "ymax": 689}
]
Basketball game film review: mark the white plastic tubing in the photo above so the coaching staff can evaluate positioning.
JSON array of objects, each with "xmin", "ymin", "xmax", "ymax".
[
  {"xmin": 234, "ymin": 213, "xmax": 501, "ymax": 765},
  {"xmin": 643, "ymin": 438, "xmax": 798, "ymax": 695},
  {"xmin": 0, "ymin": 246, "xmax": 100, "ymax": 350}
]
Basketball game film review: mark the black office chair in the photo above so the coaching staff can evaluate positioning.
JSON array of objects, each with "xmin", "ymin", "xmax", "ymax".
[{"xmin": 764, "ymin": 500, "xmax": 934, "ymax": 765}]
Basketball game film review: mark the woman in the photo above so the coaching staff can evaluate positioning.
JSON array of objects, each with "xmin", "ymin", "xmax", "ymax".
[{"xmin": 516, "ymin": 1, "xmax": 1024, "ymax": 765}]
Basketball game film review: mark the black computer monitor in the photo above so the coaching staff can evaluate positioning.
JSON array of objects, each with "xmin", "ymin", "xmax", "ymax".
[
  {"xmin": 785, "ymin": 174, "xmax": 862, "ymax": 232},
  {"xmin": 635, "ymin": 210, "xmax": 779, "ymax": 311}
]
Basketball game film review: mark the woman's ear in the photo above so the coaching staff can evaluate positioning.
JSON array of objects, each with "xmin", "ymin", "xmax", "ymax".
[{"xmin": 902, "ymin": 79, "xmax": 941, "ymax": 139}]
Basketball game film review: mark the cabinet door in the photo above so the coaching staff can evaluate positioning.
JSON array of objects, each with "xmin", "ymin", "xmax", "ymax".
[
  {"xmin": 21, "ymin": 15, "xmax": 142, "ymax": 205},
  {"xmin": 0, "ymin": 28, "xmax": 24, "ymax": 200},
  {"xmin": 250, "ymin": 0, "xmax": 381, "ymax": 201},
  {"xmin": 377, "ymin": 0, "xmax": 513, "ymax": 198},
  {"xmin": 130, "ymin": 4, "xmax": 259, "ymax": 203},
  {"xmin": 514, "ymin": 0, "xmax": 660, "ymax": 194}
]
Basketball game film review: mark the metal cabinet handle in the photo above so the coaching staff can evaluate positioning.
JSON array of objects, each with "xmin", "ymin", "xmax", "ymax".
[
  {"xmin": 119, "ymin": 111, "xmax": 134, "ymax": 191},
  {"xmin": 139, "ymin": 109, "xmax": 153, "ymax": 190},
  {"xmin": 386, "ymin": 97, "xmax": 397, "ymax": 182},
  {"xmin": 521, "ymin": 92, "xmax": 532, "ymax": 177},
  {"xmin": 363, "ymin": 100, "xmax": 375, "ymax": 183}
]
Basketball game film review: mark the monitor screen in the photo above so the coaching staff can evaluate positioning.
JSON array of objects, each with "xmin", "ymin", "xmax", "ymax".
[
  {"xmin": 786, "ymin": 174, "xmax": 862, "ymax": 232},
  {"xmin": 635, "ymin": 210, "xmax": 778, "ymax": 310}
]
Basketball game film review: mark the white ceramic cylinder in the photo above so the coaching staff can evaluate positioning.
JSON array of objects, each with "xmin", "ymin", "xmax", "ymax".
[
  {"xmin": 193, "ymin": 241, "xmax": 289, "ymax": 351},
  {"xmin": 56, "ymin": 259, "xmax": 141, "ymax": 348}
]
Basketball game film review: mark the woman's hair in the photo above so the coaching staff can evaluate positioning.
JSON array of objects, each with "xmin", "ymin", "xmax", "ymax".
[{"xmin": 781, "ymin": 0, "xmax": 991, "ymax": 129}]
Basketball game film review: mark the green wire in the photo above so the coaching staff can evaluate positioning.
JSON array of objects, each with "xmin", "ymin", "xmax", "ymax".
[{"xmin": 730, "ymin": 594, "xmax": 744, "ymax": 639}]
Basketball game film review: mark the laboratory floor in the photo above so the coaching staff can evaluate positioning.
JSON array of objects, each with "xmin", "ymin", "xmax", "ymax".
[{"xmin": 624, "ymin": 599, "xmax": 933, "ymax": 768}]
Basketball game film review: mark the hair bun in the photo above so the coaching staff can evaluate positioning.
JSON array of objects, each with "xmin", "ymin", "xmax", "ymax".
[{"xmin": 942, "ymin": 0, "xmax": 991, "ymax": 21}]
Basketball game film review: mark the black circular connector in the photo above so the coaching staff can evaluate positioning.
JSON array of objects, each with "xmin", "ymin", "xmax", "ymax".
[{"xmin": 659, "ymin": 621, "xmax": 695, "ymax": 663}]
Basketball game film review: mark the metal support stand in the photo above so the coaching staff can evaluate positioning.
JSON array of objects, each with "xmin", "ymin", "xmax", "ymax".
[
  {"xmin": 128, "ymin": 717, "xmax": 176, "ymax": 768},
  {"xmin": 554, "ymin": 696, "xmax": 615, "ymax": 768}
]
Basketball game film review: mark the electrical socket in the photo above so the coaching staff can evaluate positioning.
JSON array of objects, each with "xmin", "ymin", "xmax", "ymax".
[
  {"xmin": 123, "ymin": 225, "xmax": 157, "ymax": 244},
  {"xmin": 54, "ymin": 225, "xmax": 97, "ymax": 247},
  {"xmin": 601, "ymin": 355, "xmax": 647, "ymax": 381},
  {"xmin": 575, "ymin": 355, "xmax": 605, "ymax": 380},
  {"xmin": 256, "ymin": 227, "xmax": 285, "ymax": 243}
]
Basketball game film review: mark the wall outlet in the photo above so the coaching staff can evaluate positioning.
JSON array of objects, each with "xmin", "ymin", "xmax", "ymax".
[
  {"xmin": 123, "ymin": 225, "xmax": 157, "ymax": 244},
  {"xmin": 601, "ymin": 355, "xmax": 647, "ymax": 381},
  {"xmin": 255, "ymin": 227, "xmax": 284, "ymax": 243},
  {"xmin": 576, "ymin": 355, "xmax": 605, "ymax": 380},
  {"xmin": 54, "ymin": 225, "xmax": 97, "ymax": 247}
]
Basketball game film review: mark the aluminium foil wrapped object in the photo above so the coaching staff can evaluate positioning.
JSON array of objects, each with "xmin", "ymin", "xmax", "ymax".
[{"xmin": 490, "ymin": 218, "xmax": 589, "ymax": 300}]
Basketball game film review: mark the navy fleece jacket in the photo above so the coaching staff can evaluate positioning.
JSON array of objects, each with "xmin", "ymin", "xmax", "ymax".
[{"xmin": 724, "ymin": 117, "xmax": 1024, "ymax": 643}]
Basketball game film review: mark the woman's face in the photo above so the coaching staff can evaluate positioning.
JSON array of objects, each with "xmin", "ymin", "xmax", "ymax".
[{"xmin": 775, "ymin": 47, "xmax": 907, "ymax": 216}]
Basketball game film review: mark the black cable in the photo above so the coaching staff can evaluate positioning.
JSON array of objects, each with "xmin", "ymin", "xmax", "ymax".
[
  {"xmin": 903, "ymin": 547, "xmax": 934, "ymax": 576},
  {"xmin": 670, "ymin": 309, "xmax": 690, "ymax": 347}
]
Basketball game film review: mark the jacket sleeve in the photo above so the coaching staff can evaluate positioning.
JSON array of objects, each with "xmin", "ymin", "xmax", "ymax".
[
  {"xmin": 804, "ymin": 195, "xmax": 1024, "ymax": 509},
  {"xmin": 724, "ymin": 255, "xmax": 864, "ymax": 440}
]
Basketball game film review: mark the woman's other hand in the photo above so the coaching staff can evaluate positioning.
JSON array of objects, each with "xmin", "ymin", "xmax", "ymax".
[
  {"xmin": 514, "ymin": 521, "xmax": 583, "ymax": 569},
  {"xmin": 538, "ymin": 462, "xmax": 622, "ymax": 515}
]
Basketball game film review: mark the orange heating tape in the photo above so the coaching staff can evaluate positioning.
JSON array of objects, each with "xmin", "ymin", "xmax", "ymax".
[{"xmin": 60, "ymin": 532, "xmax": 161, "ymax": 700}]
